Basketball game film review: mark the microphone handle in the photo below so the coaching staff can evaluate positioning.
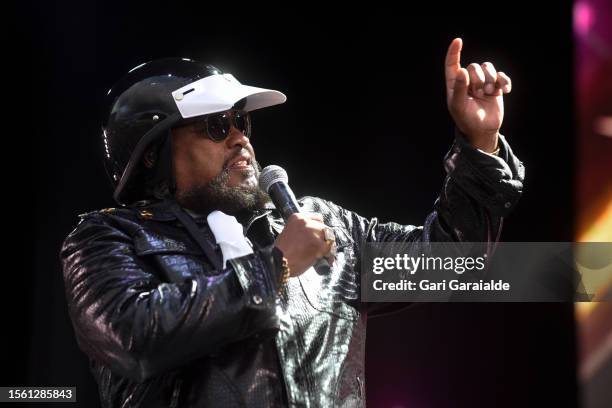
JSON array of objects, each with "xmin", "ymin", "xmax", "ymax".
[{"xmin": 268, "ymin": 182, "xmax": 300, "ymax": 221}]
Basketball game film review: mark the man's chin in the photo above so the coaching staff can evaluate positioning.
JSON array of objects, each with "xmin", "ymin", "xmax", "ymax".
[
  {"xmin": 228, "ymin": 169, "xmax": 258, "ymax": 188},
  {"xmin": 176, "ymin": 173, "xmax": 268, "ymax": 216}
]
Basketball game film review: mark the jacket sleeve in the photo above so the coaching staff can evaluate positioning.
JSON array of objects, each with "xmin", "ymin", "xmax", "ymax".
[
  {"xmin": 60, "ymin": 213, "xmax": 282, "ymax": 382},
  {"xmin": 334, "ymin": 130, "xmax": 524, "ymax": 315}
]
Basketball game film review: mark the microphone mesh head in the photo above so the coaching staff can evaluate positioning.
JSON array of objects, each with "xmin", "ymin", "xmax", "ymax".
[{"xmin": 259, "ymin": 165, "xmax": 288, "ymax": 193}]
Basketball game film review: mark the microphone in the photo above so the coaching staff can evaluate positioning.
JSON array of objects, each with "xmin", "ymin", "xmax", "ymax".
[
  {"xmin": 259, "ymin": 165, "xmax": 299, "ymax": 221},
  {"xmin": 259, "ymin": 165, "xmax": 331, "ymax": 272}
]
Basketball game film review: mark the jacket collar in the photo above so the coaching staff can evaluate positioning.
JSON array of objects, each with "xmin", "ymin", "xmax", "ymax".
[{"xmin": 132, "ymin": 199, "xmax": 278, "ymax": 228}]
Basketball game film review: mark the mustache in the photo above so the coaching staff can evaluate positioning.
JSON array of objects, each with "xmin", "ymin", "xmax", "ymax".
[
  {"xmin": 222, "ymin": 148, "xmax": 260, "ymax": 175},
  {"xmin": 223, "ymin": 147, "xmax": 250, "ymax": 170}
]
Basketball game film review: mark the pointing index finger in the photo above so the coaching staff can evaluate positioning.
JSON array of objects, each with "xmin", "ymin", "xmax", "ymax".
[{"xmin": 445, "ymin": 38, "xmax": 463, "ymax": 77}]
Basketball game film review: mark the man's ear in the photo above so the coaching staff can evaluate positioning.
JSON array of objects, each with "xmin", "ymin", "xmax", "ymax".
[{"xmin": 143, "ymin": 148, "xmax": 156, "ymax": 169}]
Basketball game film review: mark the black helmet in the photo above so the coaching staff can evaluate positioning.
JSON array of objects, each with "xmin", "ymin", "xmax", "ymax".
[{"xmin": 102, "ymin": 58, "xmax": 286, "ymax": 205}]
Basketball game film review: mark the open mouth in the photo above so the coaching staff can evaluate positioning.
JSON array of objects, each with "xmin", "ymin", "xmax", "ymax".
[
  {"xmin": 227, "ymin": 154, "xmax": 252, "ymax": 171},
  {"xmin": 231, "ymin": 159, "xmax": 251, "ymax": 169}
]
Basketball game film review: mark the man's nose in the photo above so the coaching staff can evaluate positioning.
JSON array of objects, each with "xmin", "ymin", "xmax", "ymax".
[{"xmin": 225, "ymin": 125, "xmax": 250, "ymax": 149}]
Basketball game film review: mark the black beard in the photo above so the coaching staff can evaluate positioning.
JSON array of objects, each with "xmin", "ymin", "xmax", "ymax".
[{"xmin": 175, "ymin": 158, "xmax": 270, "ymax": 216}]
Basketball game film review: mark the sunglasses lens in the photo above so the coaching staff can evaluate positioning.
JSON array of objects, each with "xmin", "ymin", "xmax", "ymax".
[
  {"xmin": 234, "ymin": 111, "xmax": 251, "ymax": 138},
  {"xmin": 206, "ymin": 113, "xmax": 230, "ymax": 141},
  {"xmin": 192, "ymin": 111, "xmax": 251, "ymax": 142}
]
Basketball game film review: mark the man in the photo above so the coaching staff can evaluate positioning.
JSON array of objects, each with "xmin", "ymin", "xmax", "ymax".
[{"xmin": 61, "ymin": 38, "xmax": 524, "ymax": 407}]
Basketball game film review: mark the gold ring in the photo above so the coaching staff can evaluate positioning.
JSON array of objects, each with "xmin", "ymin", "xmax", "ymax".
[{"xmin": 323, "ymin": 227, "xmax": 336, "ymax": 243}]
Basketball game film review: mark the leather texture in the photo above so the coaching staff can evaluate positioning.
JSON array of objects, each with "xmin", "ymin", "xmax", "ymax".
[{"xmin": 60, "ymin": 132, "xmax": 524, "ymax": 407}]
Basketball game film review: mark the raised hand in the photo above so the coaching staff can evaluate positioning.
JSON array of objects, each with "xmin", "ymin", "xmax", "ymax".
[{"xmin": 445, "ymin": 38, "xmax": 512, "ymax": 153}]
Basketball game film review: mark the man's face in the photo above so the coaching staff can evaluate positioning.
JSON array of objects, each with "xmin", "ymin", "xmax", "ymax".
[{"xmin": 171, "ymin": 110, "xmax": 268, "ymax": 214}]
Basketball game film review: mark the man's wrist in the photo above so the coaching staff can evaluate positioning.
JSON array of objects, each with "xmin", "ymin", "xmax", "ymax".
[
  {"xmin": 490, "ymin": 145, "xmax": 500, "ymax": 156},
  {"xmin": 459, "ymin": 128, "xmax": 500, "ymax": 153},
  {"xmin": 455, "ymin": 128, "xmax": 500, "ymax": 156}
]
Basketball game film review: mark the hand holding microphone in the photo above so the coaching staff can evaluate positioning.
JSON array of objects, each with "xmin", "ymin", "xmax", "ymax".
[{"xmin": 259, "ymin": 165, "xmax": 335, "ymax": 277}]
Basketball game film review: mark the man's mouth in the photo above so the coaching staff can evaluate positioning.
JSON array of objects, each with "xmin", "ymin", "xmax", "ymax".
[
  {"xmin": 231, "ymin": 159, "xmax": 251, "ymax": 170},
  {"xmin": 227, "ymin": 153, "xmax": 253, "ymax": 171}
]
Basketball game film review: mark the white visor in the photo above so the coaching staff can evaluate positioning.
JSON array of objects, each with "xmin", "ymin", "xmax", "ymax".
[{"xmin": 171, "ymin": 73, "xmax": 287, "ymax": 119}]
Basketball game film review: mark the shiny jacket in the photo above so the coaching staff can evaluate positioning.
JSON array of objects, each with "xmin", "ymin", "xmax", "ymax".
[{"xmin": 60, "ymin": 133, "xmax": 524, "ymax": 407}]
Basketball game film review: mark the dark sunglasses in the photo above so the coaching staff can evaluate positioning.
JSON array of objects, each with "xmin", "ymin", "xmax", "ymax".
[{"xmin": 188, "ymin": 110, "xmax": 252, "ymax": 142}]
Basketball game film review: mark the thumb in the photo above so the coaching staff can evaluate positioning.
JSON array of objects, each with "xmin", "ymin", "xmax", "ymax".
[{"xmin": 449, "ymin": 67, "xmax": 469, "ymax": 111}]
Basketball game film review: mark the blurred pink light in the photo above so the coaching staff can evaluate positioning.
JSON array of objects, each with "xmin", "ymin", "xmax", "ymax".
[{"xmin": 574, "ymin": 2, "xmax": 595, "ymax": 36}]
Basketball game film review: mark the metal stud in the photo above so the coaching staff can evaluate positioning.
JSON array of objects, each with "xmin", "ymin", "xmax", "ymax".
[{"xmin": 139, "ymin": 210, "xmax": 154, "ymax": 219}]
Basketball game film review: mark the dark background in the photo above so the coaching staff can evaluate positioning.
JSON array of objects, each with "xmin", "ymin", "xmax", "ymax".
[{"xmin": 12, "ymin": 1, "xmax": 576, "ymax": 407}]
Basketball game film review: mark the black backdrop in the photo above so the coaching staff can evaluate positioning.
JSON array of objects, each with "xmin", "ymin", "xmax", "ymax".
[{"xmin": 13, "ymin": 1, "xmax": 577, "ymax": 407}]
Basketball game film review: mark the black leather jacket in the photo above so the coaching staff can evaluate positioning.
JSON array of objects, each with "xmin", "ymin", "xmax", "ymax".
[{"xmin": 61, "ymin": 133, "xmax": 524, "ymax": 408}]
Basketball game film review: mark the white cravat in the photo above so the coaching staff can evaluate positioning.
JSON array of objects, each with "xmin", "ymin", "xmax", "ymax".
[{"xmin": 206, "ymin": 210, "xmax": 254, "ymax": 268}]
